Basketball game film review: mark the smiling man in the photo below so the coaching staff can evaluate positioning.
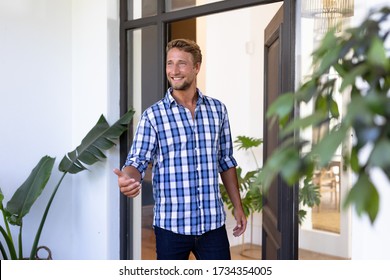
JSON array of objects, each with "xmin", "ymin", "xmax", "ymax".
[{"xmin": 114, "ymin": 39, "xmax": 246, "ymax": 260}]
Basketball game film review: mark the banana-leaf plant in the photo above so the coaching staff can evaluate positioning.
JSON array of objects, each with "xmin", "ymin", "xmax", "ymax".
[
  {"xmin": 0, "ymin": 109, "xmax": 134, "ymax": 259},
  {"xmin": 257, "ymin": 6, "xmax": 390, "ymax": 224}
]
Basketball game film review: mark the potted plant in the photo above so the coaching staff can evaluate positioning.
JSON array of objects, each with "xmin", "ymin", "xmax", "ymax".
[
  {"xmin": 257, "ymin": 6, "xmax": 390, "ymax": 224},
  {"xmin": 219, "ymin": 135, "xmax": 263, "ymax": 218},
  {"xmin": 219, "ymin": 135, "xmax": 263, "ymax": 256},
  {"xmin": 0, "ymin": 109, "xmax": 134, "ymax": 259}
]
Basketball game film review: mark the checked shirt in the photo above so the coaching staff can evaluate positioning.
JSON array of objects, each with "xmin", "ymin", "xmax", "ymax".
[{"xmin": 124, "ymin": 88, "xmax": 237, "ymax": 235}]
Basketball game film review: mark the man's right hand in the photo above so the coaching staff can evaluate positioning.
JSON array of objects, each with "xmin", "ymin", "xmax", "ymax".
[{"xmin": 113, "ymin": 168, "xmax": 141, "ymax": 198}]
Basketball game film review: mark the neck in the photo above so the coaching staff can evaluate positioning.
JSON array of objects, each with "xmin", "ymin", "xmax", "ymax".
[{"xmin": 172, "ymin": 87, "xmax": 198, "ymax": 106}]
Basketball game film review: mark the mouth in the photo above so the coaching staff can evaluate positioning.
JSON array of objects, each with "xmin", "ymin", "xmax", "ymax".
[{"xmin": 171, "ymin": 77, "xmax": 183, "ymax": 81}]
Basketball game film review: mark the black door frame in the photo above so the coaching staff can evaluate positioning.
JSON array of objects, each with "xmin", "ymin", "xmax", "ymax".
[{"xmin": 119, "ymin": 0, "xmax": 296, "ymax": 260}]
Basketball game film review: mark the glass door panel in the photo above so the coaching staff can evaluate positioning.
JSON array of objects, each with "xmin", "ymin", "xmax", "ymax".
[
  {"xmin": 297, "ymin": 0, "xmax": 353, "ymax": 259},
  {"xmin": 166, "ymin": 0, "xmax": 223, "ymax": 12},
  {"xmin": 127, "ymin": 0, "xmax": 158, "ymax": 20},
  {"xmin": 127, "ymin": 25, "xmax": 158, "ymax": 259}
]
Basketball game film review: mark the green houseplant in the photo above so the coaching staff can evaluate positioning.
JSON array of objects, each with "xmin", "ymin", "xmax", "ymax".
[
  {"xmin": 257, "ymin": 6, "xmax": 390, "ymax": 224},
  {"xmin": 0, "ymin": 109, "xmax": 134, "ymax": 259},
  {"xmin": 220, "ymin": 135, "xmax": 320, "ymax": 224},
  {"xmin": 220, "ymin": 135, "xmax": 263, "ymax": 218}
]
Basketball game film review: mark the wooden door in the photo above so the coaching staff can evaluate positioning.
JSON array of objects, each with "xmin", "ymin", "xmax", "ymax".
[{"xmin": 262, "ymin": 3, "xmax": 298, "ymax": 260}]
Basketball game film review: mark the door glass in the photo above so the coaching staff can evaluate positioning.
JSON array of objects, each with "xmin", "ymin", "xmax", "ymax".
[
  {"xmin": 127, "ymin": 0, "xmax": 226, "ymax": 19},
  {"xmin": 127, "ymin": 25, "xmax": 158, "ymax": 259},
  {"xmin": 128, "ymin": 0, "xmax": 158, "ymax": 20},
  {"xmin": 297, "ymin": 3, "xmax": 354, "ymax": 235},
  {"xmin": 166, "ymin": 0, "xmax": 224, "ymax": 12}
]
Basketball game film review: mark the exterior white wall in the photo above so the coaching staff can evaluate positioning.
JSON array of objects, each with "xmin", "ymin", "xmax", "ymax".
[
  {"xmin": 70, "ymin": 0, "xmax": 120, "ymax": 260},
  {"xmin": 0, "ymin": 0, "xmax": 120, "ymax": 259}
]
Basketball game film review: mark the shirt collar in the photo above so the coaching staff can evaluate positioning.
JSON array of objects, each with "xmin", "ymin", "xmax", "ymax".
[{"xmin": 164, "ymin": 87, "xmax": 205, "ymax": 108}]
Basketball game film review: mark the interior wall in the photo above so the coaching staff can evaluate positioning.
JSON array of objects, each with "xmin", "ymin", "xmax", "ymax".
[{"xmin": 197, "ymin": 2, "xmax": 283, "ymax": 247}]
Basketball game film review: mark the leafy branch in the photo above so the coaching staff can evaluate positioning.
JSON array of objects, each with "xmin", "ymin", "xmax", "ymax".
[{"xmin": 256, "ymin": 6, "xmax": 390, "ymax": 223}]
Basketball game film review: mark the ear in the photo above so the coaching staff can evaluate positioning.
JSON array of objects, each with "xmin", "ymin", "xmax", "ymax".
[{"xmin": 194, "ymin": 62, "xmax": 201, "ymax": 73}]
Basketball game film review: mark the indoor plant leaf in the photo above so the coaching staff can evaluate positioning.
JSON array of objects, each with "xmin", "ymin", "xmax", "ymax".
[
  {"xmin": 309, "ymin": 124, "xmax": 349, "ymax": 168},
  {"xmin": 234, "ymin": 136, "xmax": 263, "ymax": 150},
  {"xmin": 5, "ymin": 156, "xmax": 55, "ymax": 226},
  {"xmin": 344, "ymin": 174, "xmax": 379, "ymax": 223},
  {"xmin": 30, "ymin": 108, "xmax": 135, "ymax": 259},
  {"xmin": 266, "ymin": 92, "xmax": 294, "ymax": 127},
  {"xmin": 59, "ymin": 109, "xmax": 135, "ymax": 174}
]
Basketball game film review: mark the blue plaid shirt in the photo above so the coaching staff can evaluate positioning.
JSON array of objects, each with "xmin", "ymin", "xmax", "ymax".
[{"xmin": 124, "ymin": 88, "xmax": 237, "ymax": 235}]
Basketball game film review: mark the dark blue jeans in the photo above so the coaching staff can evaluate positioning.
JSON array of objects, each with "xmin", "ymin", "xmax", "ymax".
[{"xmin": 154, "ymin": 225, "xmax": 231, "ymax": 260}]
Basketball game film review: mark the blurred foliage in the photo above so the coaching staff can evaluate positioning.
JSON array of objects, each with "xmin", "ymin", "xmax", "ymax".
[
  {"xmin": 256, "ymin": 6, "xmax": 390, "ymax": 224},
  {"xmin": 220, "ymin": 135, "xmax": 321, "ymax": 224}
]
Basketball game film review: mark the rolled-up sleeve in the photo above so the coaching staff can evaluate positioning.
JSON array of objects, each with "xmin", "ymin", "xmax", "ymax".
[
  {"xmin": 123, "ymin": 113, "xmax": 157, "ymax": 179},
  {"xmin": 218, "ymin": 105, "xmax": 237, "ymax": 172}
]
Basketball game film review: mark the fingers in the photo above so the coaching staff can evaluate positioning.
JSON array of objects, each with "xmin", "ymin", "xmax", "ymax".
[
  {"xmin": 113, "ymin": 168, "xmax": 124, "ymax": 177},
  {"xmin": 120, "ymin": 182, "xmax": 141, "ymax": 197},
  {"xmin": 233, "ymin": 215, "xmax": 247, "ymax": 237},
  {"xmin": 113, "ymin": 168, "xmax": 141, "ymax": 198},
  {"xmin": 233, "ymin": 224, "xmax": 246, "ymax": 237}
]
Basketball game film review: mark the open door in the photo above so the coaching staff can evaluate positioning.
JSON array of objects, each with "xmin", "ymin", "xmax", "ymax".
[{"xmin": 262, "ymin": 4, "xmax": 298, "ymax": 260}]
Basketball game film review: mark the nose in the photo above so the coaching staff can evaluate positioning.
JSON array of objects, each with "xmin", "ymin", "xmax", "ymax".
[{"xmin": 171, "ymin": 63, "xmax": 180, "ymax": 74}]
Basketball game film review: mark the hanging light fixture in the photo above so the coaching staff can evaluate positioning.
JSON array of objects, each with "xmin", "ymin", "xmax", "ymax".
[
  {"xmin": 301, "ymin": 0, "xmax": 354, "ymax": 17},
  {"xmin": 301, "ymin": 0, "xmax": 354, "ymax": 35}
]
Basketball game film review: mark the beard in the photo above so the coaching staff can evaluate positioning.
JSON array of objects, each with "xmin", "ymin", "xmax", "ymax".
[
  {"xmin": 171, "ymin": 82, "xmax": 191, "ymax": 91},
  {"xmin": 168, "ymin": 77, "xmax": 193, "ymax": 91}
]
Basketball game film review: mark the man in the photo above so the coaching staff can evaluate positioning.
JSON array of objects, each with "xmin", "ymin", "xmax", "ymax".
[{"xmin": 114, "ymin": 39, "xmax": 246, "ymax": 260}]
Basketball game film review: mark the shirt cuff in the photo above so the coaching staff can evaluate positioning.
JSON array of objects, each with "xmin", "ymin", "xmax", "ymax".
[{"xmin": 218, "ymin": 155, "xmax": 237, "ymax": 173}]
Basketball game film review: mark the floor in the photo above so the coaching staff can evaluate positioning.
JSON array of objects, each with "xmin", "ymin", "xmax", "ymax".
[
  {"xmin": 312, "ymin": 188, "xmax": 340, "ymax": 234},
  {"xmin": 142, "ymin": 227, "xmax": 345, "ymax": 260}
]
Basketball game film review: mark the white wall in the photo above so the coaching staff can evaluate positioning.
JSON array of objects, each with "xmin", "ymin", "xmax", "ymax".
[
  {"xmin": 0, "ymin": 0, "xmax": 120, "ymax": 259},
  {"xmin": 70, "ymin": 0, "xmax": 120, "ymax": 260}
]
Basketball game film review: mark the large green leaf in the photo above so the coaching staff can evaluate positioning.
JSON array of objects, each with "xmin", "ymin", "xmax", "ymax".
[
  {"xmin": 369, "ymin": 139, "xmax": 390, "ymax": 169},
  {"xmin": 5, "ymin": 156, "xmax": 55, "ymax": 226},
  {"xmin": 309, "ymin": 124, "xmax": 349, "ymax": 168},
  {"xmin": 280, "ymin": 111, "xmax": 327, "ymax": 138},
  {"xmin": 367, "ymin": 36, "xmax": 388, "ymax": 68},
  {"xmin": 59, "ymin": 109, "xmax": 135, "ymax": 174},
  {"xmin": 344, "ymin": 174, "xmax": 379, "ymax": 223}
]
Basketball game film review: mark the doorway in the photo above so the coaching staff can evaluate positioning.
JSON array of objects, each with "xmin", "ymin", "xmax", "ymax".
[
  {"xmin": 120, "ymin": 0, "xmax": 324, "ymax": 260},
  {"xmin": 138, "ymin": 2, "xmax": 284, "ymax": 260}
]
